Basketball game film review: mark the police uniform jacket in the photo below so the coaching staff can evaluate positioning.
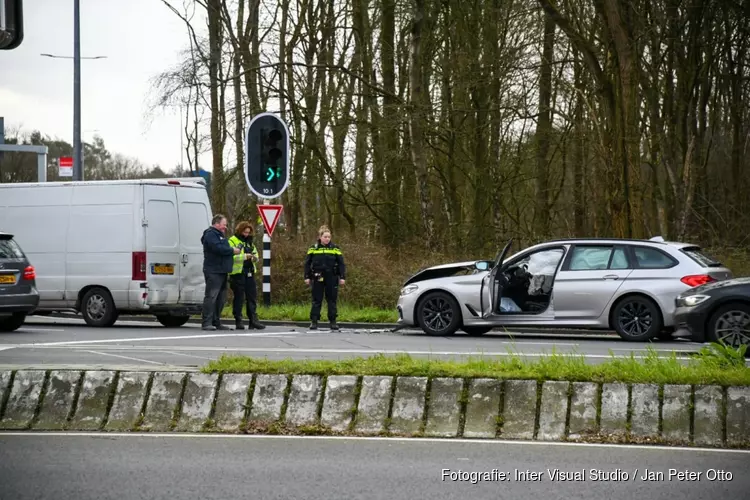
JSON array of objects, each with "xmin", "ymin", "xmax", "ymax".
[{"xmin": 304, "ymin": 241, "xmax": 346, "ymax": 280}]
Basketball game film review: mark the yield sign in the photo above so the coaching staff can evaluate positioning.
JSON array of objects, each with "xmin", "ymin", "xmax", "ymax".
[{"xmin": 258, "ymin": 204, "xmax": 283, "ymax": 236}]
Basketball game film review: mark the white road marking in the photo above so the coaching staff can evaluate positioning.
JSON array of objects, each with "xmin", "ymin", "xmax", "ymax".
[
  {"xmin": 18, "ymin": 328, "xmax": 66, "ymax": 333},
  {"xmin": 16, "ymin": 331, "xmax": 301, "ymax": 347},
  {"xmin": 0, "ymin": 346, "xmax": 16, "ymax": 352},
  {"xmin": 82, "ymin": 350, "xmax": 165, "ymax": 366},
  {"xmin": 42, "ymin": 345, "xmax": 702, "ymax": 360},
  {"xmin": 0, "ymin": 432, "xmax": 747, "ymax": 454},
  {"xmin": 159, "ymin": 350, "xmax": 212, "ymax": 361}
]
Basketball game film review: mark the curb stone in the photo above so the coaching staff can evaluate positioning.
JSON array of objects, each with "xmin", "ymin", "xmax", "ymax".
[{"xmin": 0, "ymin": 369, "xmax": 748, "ymax": 449}]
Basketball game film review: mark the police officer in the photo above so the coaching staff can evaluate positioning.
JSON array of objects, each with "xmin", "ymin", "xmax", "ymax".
[
  {"xmin": 228, "ymin": 221, "xmax": 265, "ymax": 330},
  {"xmin": 304, "ymin": 225, "xmax": 346, "ymax": 330}
]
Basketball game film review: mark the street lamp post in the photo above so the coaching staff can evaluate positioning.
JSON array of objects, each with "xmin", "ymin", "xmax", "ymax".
[
  {"xmin": 73, "ymin": 0, "xmax": 81, "ymax": 181},
  {"xmin": 40, "ymin": 0, "xmax": 106, "ymax": 182}
]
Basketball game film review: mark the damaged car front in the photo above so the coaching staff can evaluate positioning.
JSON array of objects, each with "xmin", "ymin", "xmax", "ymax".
[{"xmin": 395, "ymin": 260, "xmax": 492, "ymax": 328}]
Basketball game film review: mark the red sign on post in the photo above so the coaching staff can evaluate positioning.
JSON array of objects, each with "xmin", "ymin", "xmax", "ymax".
[
  {"xmin": 59, "ymin": 156, "xmax": 73, "ymax": 177},
  {"xmin": 258, "ymin": 204, "xmax": 283, "ymax": 237}
]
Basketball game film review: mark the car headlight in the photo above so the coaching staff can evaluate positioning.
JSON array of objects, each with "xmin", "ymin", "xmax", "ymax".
[
  {"xmin": 677, "ymin": 294, "xmax": 710, "ymax": 307},
  {"xmin": 400, "ymin": 285, "xmax": 418, "ymax": 296}
]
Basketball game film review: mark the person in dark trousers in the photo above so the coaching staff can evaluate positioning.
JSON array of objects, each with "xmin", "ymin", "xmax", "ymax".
[
  {"xmin": 228, "ymin": 220, "xmax": 265, "ymax": 330},
  {"xmin": 200, "ymin": 214, "xmax": 240, "ymax": 331},
  {"xmin": 304, "ymin": 225, "xmax": 346, "ymax": 330}
]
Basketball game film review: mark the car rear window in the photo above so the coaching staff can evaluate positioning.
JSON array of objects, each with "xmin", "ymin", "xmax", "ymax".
[
  {"xmin": 681, "ymin": 247, "xmax": 722, "ymax": 267},
  {"xmin": 0, "ymin": 238, "xmax": 25, "ymax": 259}
]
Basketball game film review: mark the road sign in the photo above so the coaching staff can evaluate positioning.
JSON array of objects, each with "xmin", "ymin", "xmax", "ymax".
[
  {"xmin": 258, "ymin": 204, "xmax": 283, "ymax": 237},
  {"xmin": 59, "ymin": 156, "xmax": 73, "ymax": 177},
  {"xmin": 244, "ymin": 112, "xmax": 290, "ymax": 199}
]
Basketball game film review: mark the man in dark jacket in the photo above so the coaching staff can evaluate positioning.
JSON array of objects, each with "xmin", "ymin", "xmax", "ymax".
[{"xmin": 201, "ymin": 214, "xmax": 240, "ymax": 331}]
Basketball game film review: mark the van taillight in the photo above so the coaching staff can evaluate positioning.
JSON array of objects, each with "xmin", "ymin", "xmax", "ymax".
[
  {"xmin": 132, "ymin": 252, "xmax": 146, "ymax": 281},
  {"xmin": 23, "ymin": 266, "xmax": 36, "ymax": 280},
  {"xmin": 681, "ymin": 274, "xmax": 715, "ymax": 287}
]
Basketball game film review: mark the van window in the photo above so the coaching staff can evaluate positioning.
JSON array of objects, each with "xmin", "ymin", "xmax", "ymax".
[
  {"xmin": 0, "ymin": 238, "xmax": 24, "ymax": 259},
  {"xmin": 681, "ymin": 247, "xmax": 722, "ymax": 268}
]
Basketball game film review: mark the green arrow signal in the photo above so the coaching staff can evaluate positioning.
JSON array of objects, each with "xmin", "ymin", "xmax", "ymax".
[{"xmin": 265, "ymin": 167, "xmax": 275, "ymax": 182}]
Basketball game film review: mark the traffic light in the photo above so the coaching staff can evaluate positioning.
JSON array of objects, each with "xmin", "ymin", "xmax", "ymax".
[
  {"xmin": 244, "ymin": 112, "xmax": 290, "ymax": 199},
  {"xmin": 0, "ymin": 0, "xmax": 24, "ymax": 50}
]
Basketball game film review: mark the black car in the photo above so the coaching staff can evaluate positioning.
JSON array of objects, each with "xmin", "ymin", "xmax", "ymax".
[
  {"xmin": 0, "ymin": 231, "xmax": 40, "ymax": 332},
  {"xmin": 673, "ymin": 277, "xmax": 750, "ymax": 348}
]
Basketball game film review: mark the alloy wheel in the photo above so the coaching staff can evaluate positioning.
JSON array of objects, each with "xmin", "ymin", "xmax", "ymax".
[
  {"xmin": 86, "ymin": 293, "xmax": 107, "ymax": 322},
  {"xmin": 618, "ymin": 301, "xmax": 654, "ymax": 338},
  {"xmin": 714, "ymin": 310, "xmax": 750, "ymax": 348},
  {"xmin": 422, "ymin": 296, "xmax": 454, "ymax": 333}
]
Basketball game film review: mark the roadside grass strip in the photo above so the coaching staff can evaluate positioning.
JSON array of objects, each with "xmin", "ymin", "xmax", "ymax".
[{"xmin": 1, "ymin": 344, "xmax": 748, "ymax": 449}]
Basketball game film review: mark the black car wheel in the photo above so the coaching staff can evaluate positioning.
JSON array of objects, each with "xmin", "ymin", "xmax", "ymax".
[
  {"xmin": 156, "ymin": 315, "xmax": 190, "ymax": 328},
  {"xmin": 417, "ymin": 292, "xmax": 461, "ymax": 336},
  {"xmin": 612, "ymin": 296, "xmax": 662, "ymax": 341},
  {"xmin": 0, "ymin": 313, "xmax": 26, "ymax": 332},
  {"xmin": 462, "ymin": 326, "xmax": 493, "ymax": 336},
  {"xmin": 707, "ymin": 303, "xmax": 750, "ymax": 349},
  {"xmin": 81, "ymin": 287, "xmax": 118, "ymax": 327}
]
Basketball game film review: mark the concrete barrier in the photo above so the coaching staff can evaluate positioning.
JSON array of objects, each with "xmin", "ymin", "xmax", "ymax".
[{"xmin": 0, "ymin": 369, "xmax": 748, "ymax": 448}]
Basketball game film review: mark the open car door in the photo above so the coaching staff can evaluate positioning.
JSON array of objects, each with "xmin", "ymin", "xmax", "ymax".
[{"xmin": 480, "ymin": 239, "xmax": 513, "ymax": 318}]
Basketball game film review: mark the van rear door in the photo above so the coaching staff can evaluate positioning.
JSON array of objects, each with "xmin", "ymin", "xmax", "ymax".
[
  {"xmin": 143, "ymin": 184, "xmax": 181, "ymax": 305},
  {"xmin": 175, "ymin": 184, "xmax": 212, "ymax": 305}
]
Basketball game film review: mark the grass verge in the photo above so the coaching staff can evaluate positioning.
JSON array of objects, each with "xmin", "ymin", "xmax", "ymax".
[
  {"xmin": 217, "ymin": 303, "xmax": 399, "ymax": 323},
  {"xmin": 202, "ymin": 344, "xmax": 750, "ymax": 386}
]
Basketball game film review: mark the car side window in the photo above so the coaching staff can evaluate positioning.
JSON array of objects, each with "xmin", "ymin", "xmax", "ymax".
[
  {"xmin": 568, "ymin": 246, "xmax": 613, "ymax": 270},
  {"xmin": 633, "ymin": 247, "xmax": 676, "ymax": 269},
  {"xmin": 610, "ymin": 247, "xmax": 630, "ymax": 269}
]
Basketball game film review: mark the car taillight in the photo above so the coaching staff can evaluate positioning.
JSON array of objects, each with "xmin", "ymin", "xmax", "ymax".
[
  {"xmin": 132, "ymin": 251, "xmax": 146, "ymax": 281},
  {"xmin": 23, "ymin": 266, "xmax": 36, "ymax": 280},
  {"xmin": 681, "ymin": 274, "xmax": 715, "ymax": 287}
]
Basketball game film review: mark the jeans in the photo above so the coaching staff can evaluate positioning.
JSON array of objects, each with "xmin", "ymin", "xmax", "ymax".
[
  {"xmin": 230, "ymin": 272, "xmax": 258, "ymax": 321},
  {"xmin": 202, "ymin": 272, "xmax": 228, "ymax": 327}
]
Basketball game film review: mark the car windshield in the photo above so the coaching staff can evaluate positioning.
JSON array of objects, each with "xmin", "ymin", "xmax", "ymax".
[
  {"xmin": 681, "ymin": 247, "xmax": 722, "ymax": 267},
  {"xmin": 0, "ymin": 238, "xmax": 25, "ymax": 260}
]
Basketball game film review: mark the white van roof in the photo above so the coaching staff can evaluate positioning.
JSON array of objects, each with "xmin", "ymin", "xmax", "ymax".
[{"xmin": 0, "ymin": 178, "xmax": 207, "ymax": 189}]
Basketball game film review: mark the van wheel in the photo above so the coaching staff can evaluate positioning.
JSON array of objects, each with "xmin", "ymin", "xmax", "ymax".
[
  {"xmin": 0, "ymin": 313, "xmax": 26, "ymax": 332},
  {"xmin": 156, "ymin": 315, "xmax": 190, "ymax": 328},
  {"xmin": 81, "ymin": 288, "xmax": 118, "ymax": 327}
]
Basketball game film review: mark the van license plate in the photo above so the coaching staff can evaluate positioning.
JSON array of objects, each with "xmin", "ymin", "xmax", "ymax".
[
  {"xmin": 0, "ymin": 275, "xmax": 16, "ymax": 284},
  {"xmin": 151, "ymin": 264, "xmax": 174, "ymax": 275}
]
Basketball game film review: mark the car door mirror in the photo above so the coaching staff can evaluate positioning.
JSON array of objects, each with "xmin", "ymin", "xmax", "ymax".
[{"xmin": 475, "ymin": 260, "xmax": 490, "ymax": 271}]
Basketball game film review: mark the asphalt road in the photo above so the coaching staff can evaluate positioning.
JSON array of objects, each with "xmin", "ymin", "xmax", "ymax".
[
  {"xmin": 0, "ymin": 315, "xmax": 720, "ymax": 370},
  {"xmin": 0, "ymin": 433, "xmax": 747, "ymax": 500}
]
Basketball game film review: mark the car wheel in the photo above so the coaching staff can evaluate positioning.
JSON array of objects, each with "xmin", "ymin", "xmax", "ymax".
[
  {"xmin": 0, "ymin": 313, "xmax": 26, "ymax": 332},
  {"xmin": 462, "ymin": 326, "xmax": 493, "ymax": 336},
  {"xmin": 707, "ymin": 303, "xmax": 750, "ymax": 349},
  {"xmin": 612, "ymin": 296, "xmax": 662, "ymax": 341},
  {"xmin": 81, "ymin": 287, "xmax": 118, "ymax": 327},
  {"xmin": 156, "ymin": 315, "xmax": 190, "ymax": 328},
  {"xmin": 417, "ymin": 292, "xmax": 461, "ymax": 336}
]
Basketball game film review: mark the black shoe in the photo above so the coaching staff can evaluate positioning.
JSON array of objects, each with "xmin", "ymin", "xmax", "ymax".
[
  {"xmin": 251, "ymin": 317, "xmax": 266, "ymax": 330},
  {"xmin": 202, "ymin": 325, "xmax": 217, "ymax": 331},
  {"xmin": 235, "ymin": 320, "xmax": 245, "ymax": 330},
  {"xmin": 215, "ymin": 324, "xmax": 230, "ymax": 331},
  {"xmin": 330, "ymin": 322, "xmax": 339, "ymax": 331},
  {"xmin": 309, "ymin": 321, "xmax": 318, "ymax": 330}
]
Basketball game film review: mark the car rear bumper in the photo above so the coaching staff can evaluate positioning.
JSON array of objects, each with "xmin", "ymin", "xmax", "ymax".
[
  {"xmin": 672, "ymin": 305, "xmax": 707, "ymax": 342},
  {"xmin": 0, "ymin": 290, "xmax": 40, "ymax": 314}
]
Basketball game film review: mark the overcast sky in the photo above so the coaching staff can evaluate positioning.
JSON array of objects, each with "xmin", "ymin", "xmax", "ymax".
[{"xmin": 0, "ymin": 0, "xmax": 191, "ymax": 170}]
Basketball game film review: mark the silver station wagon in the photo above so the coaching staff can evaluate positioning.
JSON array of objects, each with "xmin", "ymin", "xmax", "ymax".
[{"xmin": 396, "ymin": 237, "xmax": 733, "ymax": 341}]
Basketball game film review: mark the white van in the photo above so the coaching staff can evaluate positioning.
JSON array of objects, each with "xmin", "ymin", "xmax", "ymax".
[{"xmin": 0, "ymin": 178, "xmax": 213, "ymax": 327}]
